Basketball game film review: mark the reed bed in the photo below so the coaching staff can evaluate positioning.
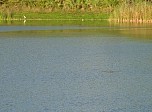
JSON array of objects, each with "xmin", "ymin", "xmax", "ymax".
[{"xmin": 110, "ymin": 2, "xmax": 152, "ymax": 23}]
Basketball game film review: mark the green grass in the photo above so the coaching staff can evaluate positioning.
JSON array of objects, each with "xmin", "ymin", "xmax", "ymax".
[{"xmin": 12, "ymin": 12, "xmax": 109, "ymax": 20}]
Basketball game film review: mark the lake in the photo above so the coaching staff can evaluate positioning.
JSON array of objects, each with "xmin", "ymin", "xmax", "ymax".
[{"xmin": 0, "ymin": 20, "xmax": 152, "ymax": 112}]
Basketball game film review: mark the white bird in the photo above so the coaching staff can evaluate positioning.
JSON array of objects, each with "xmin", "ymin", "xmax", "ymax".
[{"xmin": 23, "ymin": 15, "xmax": 26, "ymax": 19}]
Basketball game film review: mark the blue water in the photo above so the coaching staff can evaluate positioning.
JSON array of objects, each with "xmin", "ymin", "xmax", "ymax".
[{"xmin": 0, "ymin": 25, "xmax": 152, "ymax": 112}]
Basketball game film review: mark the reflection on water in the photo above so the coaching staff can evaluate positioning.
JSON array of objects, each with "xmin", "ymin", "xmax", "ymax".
[
  {"xmin": 0, "ymin": 21, "xmax": 152, "ymax": 112},
  {"xmin": 0, "ymin": 20, "xmax": 152, "ymax": 40}
]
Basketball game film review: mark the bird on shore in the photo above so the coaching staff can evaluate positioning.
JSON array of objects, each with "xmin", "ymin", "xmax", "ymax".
[
  {"xmin": 23, "ymin": 15, "xmax": 26, "ymax": 19},
  {"xmin": 23, "ymin": 15, "xmax": 26, "ymax": 24}
]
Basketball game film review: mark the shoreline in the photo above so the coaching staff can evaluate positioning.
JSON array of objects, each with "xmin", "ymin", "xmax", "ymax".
[{"xmin": 1, "ymin": 12, "xmax": 152, "ymax": 24}]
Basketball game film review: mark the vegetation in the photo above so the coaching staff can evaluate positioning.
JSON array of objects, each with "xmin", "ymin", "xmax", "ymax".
[
  {"xmin": 0, "ymin": 0, "xmax": 152, "ymax": 23},
  {"xmin": 11, "ymin": 12, "xmax": 108, "ymax": 20},
  {"xmin": 110, "ymin": 0, "xmax": 152, "ymax": 23}
]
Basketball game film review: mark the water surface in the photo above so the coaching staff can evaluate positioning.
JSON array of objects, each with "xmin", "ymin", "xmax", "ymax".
[{"xmin": 0, "ymin": 21, "xmax": 152, "ymax": 112}]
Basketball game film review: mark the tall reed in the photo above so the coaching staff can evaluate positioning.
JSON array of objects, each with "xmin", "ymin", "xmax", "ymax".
[
  {"xmin": 110, "ymin": 1, "xmax": 152, "ymax": 23},
  {"xmin": 0, "ymin": 4, "xmax": 14, "ymax": 20}
]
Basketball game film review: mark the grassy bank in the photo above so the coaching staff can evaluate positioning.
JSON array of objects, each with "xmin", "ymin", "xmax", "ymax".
[
  {"xmin": 0, "ymin": 0, "xmax": 152, "ymax": 23},
  {"xmin": 0, "ymin": 0, "xmax": 118, "ymax": 21},
  {"xmin": 0, "ymin": 0, "xmax": 111, "ymax": 20},
  {"xmin": 0, "ymin": 8, "xmax": 109, "ymax": 21},
  {"xmin": 12, "ymin": 12, "xmax": 109, "ymax": 20}
]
